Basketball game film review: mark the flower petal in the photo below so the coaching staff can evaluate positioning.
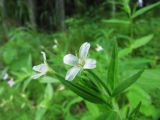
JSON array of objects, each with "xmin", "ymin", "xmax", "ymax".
[
  {"xmin": 79, "ymin": 42, "xmax": 90, "ymax": 60},
  {"xmin": 41, "ymin": 51, "xmax": 47, "ymax": 64},
  {"xmin": 3, "ymin": 73, "xmax": 9, "ymax": 80},
  {"xmin": 33, "ymin": 64, "xmax": 48, "ymax": 73},
  {"xmin": 65, "ymin": 66, "xmax": 81, "ymax": 81},
  {"xmin": 83, "ymin": 59, "xmax": 96, "ymax": 69},
  {"xmin": 32, "ymin": 73, "xmax": 43, "ymax": 79},
  {"xmin": 7, "ymin": 79, "xmax": 15, "ymax": 87},
  {"xmin": 137, "ymin": 0, "xmax": 143, "ymax": 7},
  {"xmin": 63, "ymin": 54, "xmax": 78, "ymax": 66}
]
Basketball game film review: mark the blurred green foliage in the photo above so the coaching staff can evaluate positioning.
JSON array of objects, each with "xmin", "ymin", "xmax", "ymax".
[{"xmin": 0, "ymin": 0, "xmax": 160, "ymax": 120}]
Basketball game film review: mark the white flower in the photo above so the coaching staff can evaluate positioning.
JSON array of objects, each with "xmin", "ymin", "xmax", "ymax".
[
  {"xmin": 95, "ymin": 44, "xmax": 103, "ymax": 52},
  {"xmin": 7, "ymin": 78, "xmax": 15, "ymax": 87},
  {"xmin": 63, "ymin": 42, "xmax": 96, "ymax": 81},
  {"xmin": 2, "ymin": 73, "xmax": 15, "ymax": 87},
  {"xmin": 137, "ymin": 0, "xmax": 143, "ymax": 7},
  {"xmin": 32, "ymin": 52, "xmax": 48, "ymax": 79}
]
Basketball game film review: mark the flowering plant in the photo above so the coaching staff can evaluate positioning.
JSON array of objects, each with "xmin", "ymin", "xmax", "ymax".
[{"xmin": 32, "ymin": 41, "xmax": 144, "ymax": 119}]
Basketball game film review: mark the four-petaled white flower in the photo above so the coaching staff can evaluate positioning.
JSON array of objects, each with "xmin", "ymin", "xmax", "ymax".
[
  {"xmin": 32, "ymin": 52, "xmax": 48, "ymax": 79},
  {"xmin": 95, "ymin": 44, "xmax": 103, "ymax": 52},
  {"xmin": 137, "ymin": 0, "xmax": 143, "ymax": 7},
  {"xmin": 63, "ymin": 42, "xmax": 96, "ymax": 81}
]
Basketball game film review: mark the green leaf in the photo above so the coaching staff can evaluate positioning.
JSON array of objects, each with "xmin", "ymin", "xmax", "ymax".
[
  {"xmin": 126, "ymin": 107, "xmax": 130, "ymax": 119},
  {"xmin": 88, "ymin": 71, "xmax": 111, "ymax": 96},
  {"xmin": 126, "ymin": 102, "xmax": 141, "ymax": 120},
  {"xmin": 137, "ymin": 69, "xmax": 160, "ymax": 91},
  {"xmin": 102, "ymin": 19, "xmax": 130, "ymax": 25},
  {"xmin": 107, "ymin": 41, "xmax": 118, "ymax": 90},
  {"xmin": 129, "ymin": 102, "xmax": 142, "ymax": 118},
  {"xmin": 85, "ymin": 102, "xmax": 100, "ymax": 118},
  {"xmin": 80, "ymin": 77, "xmax": 100, "ymax": 93},
  {"xmin": 40, "ymin": 76, "xmax": 58, "ymax": 83},
  {"xmin": 119, "ymin": 34, "xmax": 153, "ymax": 58},
  {"xmin": 126, "ymin": 86, "xmax": 156, "ymax": 117},
  {"xmin": 56, "ymin": 74, "xmax": 106, "ymax": 104},
  {"xmin": 118, "ymin": 48, "xmax": 132, "ymax": 58},
  {"xmin": 132, "ymin": 2, "xmax": 160, "ymax": 19},
  {"xmin": 131, "ymin": 34, "xmax": 153, "ymax": 49},
  {"xmin": 22, "ymin": 78, "xmax": 32, "ymax": 91},
  {"xmin": 106, "ymin": 110, "xmax": 120, "ymax": 120},
  {"xmin": 112, "ymin": 70, "xmax": 144, "ymax": 96},
  {"xmin": 122, "ymin": 0, "xmax": 131, "ymax": 15},
  {"xmin": 44, "ymin": 83, "xmax": 53, "ymax": 101},
  {"xmin": 35, "ymin": 106, "xmax": 47, "ymax": 120}
]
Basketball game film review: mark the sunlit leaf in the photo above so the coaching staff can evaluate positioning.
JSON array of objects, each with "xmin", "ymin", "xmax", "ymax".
[
  {"xmin": 132, "ymin": 2, "xmax": 160, "ymax": 19},
  {"xmin": 131, "ymin": 34, "xmax": 153, "ymax": 49},
  {"xmin": 112, "ymin": 69, "xmax": 144, "ymax": 96},
  {"xmin": 102, "ymin": 19, "xmax": 130, "ymax": 25},
  {"xmin": 44, "ymin": 83, "xmax": 53, "ymax": 101},
  {"xmin": 119, "ymin": 34, "xmax": 153, "ymax": 58}
]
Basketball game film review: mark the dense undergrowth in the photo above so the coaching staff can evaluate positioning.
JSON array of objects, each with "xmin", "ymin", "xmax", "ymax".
[{"xmin": 0, "ymin": 2, "xmax": 160, "ymax": 120}]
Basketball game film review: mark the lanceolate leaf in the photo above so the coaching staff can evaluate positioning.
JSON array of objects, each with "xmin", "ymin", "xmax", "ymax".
[
  {"xmin": 44, "ymin": 83, "xmax": 53, "ymax": 101},
  {"xmin": 112, "ymin": 70, "xmax": 144, "ymax": 96},
  {"xmin": 132, "ymin": 2, "xmax": 160, "ymax": 19},
  {"xmin": 88, "ymin": 71, "xmax": 111, "ymax": 96},
  {"xmin": 56, "ymin": 74, "xmax": 105, "ymax": 104},
  {"xmin": 102, "ymin": 19, "xmax": 130, "ymax": 25},
  {"xmin": 131, "ymin": 34, "xmax": 153, "ymax": 49},
  {"xmin": 122, "ymin": 0, "xmax": 131, "ymax": 15},
  {"xmin": 80, "ymin": 77, "xmax": 100, "ymax": 93},
  {"xmin": 107, "ymin": 41, "xmax": 118, "ymax": 90},
  {"xmin": 119, "ymin": 34, "xmax": 153, "ymax": 58}
]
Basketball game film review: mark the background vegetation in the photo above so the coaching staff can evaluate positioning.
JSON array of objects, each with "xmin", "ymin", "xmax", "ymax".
[{"xmin": 0, "ymin": 0, "xmax": 160, "ymax": 120}]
